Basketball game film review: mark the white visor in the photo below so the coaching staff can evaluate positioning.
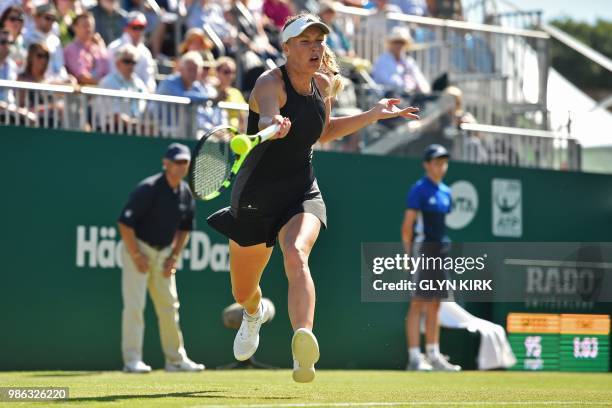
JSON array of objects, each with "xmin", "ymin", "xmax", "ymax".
[{"xmin": 281, "ymin": 16, "xmax": 330, "ymax": 43}]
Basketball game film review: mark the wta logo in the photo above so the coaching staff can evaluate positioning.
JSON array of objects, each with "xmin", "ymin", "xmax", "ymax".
[
  {"xmin": 75, "ymin": 225, "xmax": 230, "ymax": 272},
  {"xmin": 446, "ymin": 180, "xmax": 478, "ymax": 230}
]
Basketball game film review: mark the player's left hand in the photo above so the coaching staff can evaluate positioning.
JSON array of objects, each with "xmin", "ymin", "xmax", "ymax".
[
  {"xmin": 371, "ymin": 98, "xmax": 419, "ymax": 121},
  {"xmin": 163, "ymin": 257, "xmax": 177, "ymax": 278}
]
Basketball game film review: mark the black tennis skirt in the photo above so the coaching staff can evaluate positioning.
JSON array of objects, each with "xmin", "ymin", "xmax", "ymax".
[{"xmin": 207, "ymin": 179, "xmax": 327, "ymax": 247}]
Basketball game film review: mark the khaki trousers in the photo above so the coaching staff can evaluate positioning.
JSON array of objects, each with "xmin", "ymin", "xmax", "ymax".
[{"xmin": 121, "ymin": 239, "xmax": 188, "ymax": 365}]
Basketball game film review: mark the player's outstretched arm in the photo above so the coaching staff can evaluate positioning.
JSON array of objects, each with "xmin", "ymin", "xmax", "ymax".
[{"xmin": 319, "ymin": 97, "xmax": 419, "ymax": 144}]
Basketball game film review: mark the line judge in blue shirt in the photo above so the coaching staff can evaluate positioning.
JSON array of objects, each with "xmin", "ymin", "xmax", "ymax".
[
  {"xmin": 401, "ymin": 144, "xmax": 461, "ymax": 372},
  {"xmin": 117, "ymin": 143, "xmax": 204, "ymax": 373}
]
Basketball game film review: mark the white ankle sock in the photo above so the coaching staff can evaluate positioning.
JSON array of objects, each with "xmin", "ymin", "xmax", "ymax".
[
  {"xmin": 245, "ymin": 302, "xmax": 262, "ymax": 318},
  {"xmin": 426, "ymin": 343, "xmax": 440, "ymax": 360},
  {"xmin": 409, "ymin": 347, "xmax": 421, "ymax": 362}
]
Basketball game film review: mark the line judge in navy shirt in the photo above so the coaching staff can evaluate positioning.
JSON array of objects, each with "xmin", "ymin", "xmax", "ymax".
[
  {"xmin": 401, "ymin": 144, "xmax": 461, "ymax": 372},
  {"xmin": 117, "ymin": 143, "xmax": 204, "ymax": 373}
]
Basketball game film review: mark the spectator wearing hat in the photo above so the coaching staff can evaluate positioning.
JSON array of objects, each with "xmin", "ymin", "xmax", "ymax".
[
  {"xmin": 23, "ymin": 3, "xmax": 70, "ymax": 83},
  {"xmin": 64, "ymin": 11, "xmax": 110, "ymax": 84},
  {"xmin": 117, "ymin": 143, "xmax": 205, "ymax": 373},
  {"xmin": 371, "ymin": 26, "xmax": 430, "ymax": 95},
  {"xmin": 177, "ymin": 27, "xmax": 214, "ymax": 64},
  {"xmin": 89, "ymin": 0, "xmax": 127, "ymax": 45},
  {"xmin": 107, "ymin": 10, "xmax": 156, "ymax": 92}
]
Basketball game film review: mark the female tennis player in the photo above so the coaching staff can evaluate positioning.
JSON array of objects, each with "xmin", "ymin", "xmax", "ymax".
[{"xmin": 208, "ymin": 13, "xmax": 419, "ymax": 382}]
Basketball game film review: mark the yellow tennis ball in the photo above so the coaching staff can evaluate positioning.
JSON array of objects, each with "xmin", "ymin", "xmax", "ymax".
[{"xmin": 230, "ymin": 135, "xmax": 251, "ymax": 155}]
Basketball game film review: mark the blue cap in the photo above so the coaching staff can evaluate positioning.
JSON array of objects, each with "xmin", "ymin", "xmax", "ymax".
[
  {"xmin": 165, "ymin": 143, "xmax": 191, "ymax": 161},
  {"xmin": 423, "ymin": 144, "xmax": 450, "ymax": 161}
]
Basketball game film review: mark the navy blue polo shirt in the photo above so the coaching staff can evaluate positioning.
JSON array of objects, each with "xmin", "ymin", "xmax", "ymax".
[
  {"xmin": 118, "ymin": 173, "xmax": 196, "ymax": 248},
  {"xmin": 406, "ymin": 176, "xmax": 452, "ymax": 242}
]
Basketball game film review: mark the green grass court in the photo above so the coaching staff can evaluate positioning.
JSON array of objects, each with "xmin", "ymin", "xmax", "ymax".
[{"xmin": 1, "ymin": 370, "xmax": 611, "ymax": 407}]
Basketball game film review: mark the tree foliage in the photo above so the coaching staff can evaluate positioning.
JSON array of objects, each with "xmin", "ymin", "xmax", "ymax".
[{"xmin": 549, "ymin": 18, "xmax": 612, "ymax": 90}]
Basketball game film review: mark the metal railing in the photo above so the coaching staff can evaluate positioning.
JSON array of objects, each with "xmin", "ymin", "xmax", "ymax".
[
  {"xmin": 454, "ymin": 123, "xmax": 581, "ymax": 170},
  {"xmin": 0, "ymin": 80, "xmax": 74, "ymax": 128},
  {"xmin": 489, "ymin": 10, "xmax": 542, "ymax": 29},
  {"xmin": 333, "ymin": 4, "xmax": 550, "ymax": 128},
  {"xmin": 0, "ymin": 80, "xmax": 583, "ymax": 171},
  {"xmin": 82, "ymin": 87, "xmax": 192, "ymax": 138},
  {"xmin": 360, "ymin": 93, "xmax": 456, "ymax": 155},
  {"xmin": 0, "ymin": 80, "xmax": 195, "ymax": 138}
]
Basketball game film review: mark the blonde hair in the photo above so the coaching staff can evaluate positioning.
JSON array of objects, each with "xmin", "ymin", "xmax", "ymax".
[
  {"xmin": 283, "ymin": 13, "xmax": 343, "ymax": 98},
  {"xmin": 215, "ymin": 56, "xmax": 236, "ymax": 70}
]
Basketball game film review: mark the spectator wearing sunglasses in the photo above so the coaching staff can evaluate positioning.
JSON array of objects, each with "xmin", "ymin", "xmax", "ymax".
[
  {"xmin": 107, "ymin": 11, "xmax": 156, "ymax": 92},
  {"xmin": 100, "ymin": 43, "xmax": 147, "ymax": 95},
  {"xmin": 214, "ymin": 56, "xmax": 246, "ymax": 131},
  {"xmin": 17, "ymin": 41, "xmax": 51, "ymax": 83},
  {"xmin": 98, "ymin": 43, "xmax": 148, "ymax": 128},
  {"xmin": 16, "ymin": 42, "xmax": 64, "ymax": 116},
  {"xmin": 0, "ymin": 6, "xmax": 27, "ymax": 67},
  {"xmin": 0, "ymin": 29, "xmax": 17, "ymax": 103},
  {"xmin": 23, "ymin": 3, "xmax": 71, "ymax": 84}
]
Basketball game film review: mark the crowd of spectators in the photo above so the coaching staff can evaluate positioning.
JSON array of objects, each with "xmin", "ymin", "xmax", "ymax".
[{"xmin": 0, "ymin": 0, "xmax": 467, "ymax": 133}]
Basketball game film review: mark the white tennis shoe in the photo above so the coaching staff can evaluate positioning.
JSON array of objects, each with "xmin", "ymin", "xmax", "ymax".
[
  {"xmin": 123, "ymin": 360, "xmax": 152, "ymax": 373},
  {"xmin": 406, "ymin": 353, "xmax": 433, "ymax": 371},
  {"xmin": 233, "ymin": 301, "xmax": 269, "ymax": 361},
  {"xmin": 429, "ymin": 355, "xmax": 462, "ymax": 371},
  {"xmin": 165, "ymin": 358, "xmax": 205, "ymax": 372},
  {"xmin": 292, "ymin": 328, "xmax": 320, "ymax": 383}
]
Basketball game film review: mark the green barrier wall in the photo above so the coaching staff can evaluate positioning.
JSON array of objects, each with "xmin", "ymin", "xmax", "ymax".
[{"xmin": 1, "ymin": 126, "xmax": 611, "ymax": 371}]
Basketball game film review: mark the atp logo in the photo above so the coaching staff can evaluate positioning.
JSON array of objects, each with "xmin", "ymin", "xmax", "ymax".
[
  {"xmin": 492, "ymin": 179, "xmax": 522, "ymax": 237},
  {"xmin": 495, "ymin": 192, "xmax": 521, "ymax": 214}
]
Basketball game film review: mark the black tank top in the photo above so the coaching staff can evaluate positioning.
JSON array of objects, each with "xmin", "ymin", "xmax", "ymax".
[{"xmin": 230, "ymin": 65, "xmax": 326, "ymax": 214}]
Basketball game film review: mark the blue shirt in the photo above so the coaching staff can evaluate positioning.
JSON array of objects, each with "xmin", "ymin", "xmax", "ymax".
[
  {"xmin": 0, "ymin": 57, "xmax": 17, "ymax": 103},
  {"xmin": 156, "ymin": 73, "xmax": 214, "ymax": 103},
  {"xmin": 99, "ymin": 71, "xmax": 148, "ymax": 117},
  {"xmin": 406, "ymin": 176, "xmax": 451, "ymax": 242},
  {"xmin": 118, "ymin": 173, "xmax": 195, "ymax": 248},
  {"xmin": 156, "ymin": 74, "xmax": 225, "ymax": 131}
]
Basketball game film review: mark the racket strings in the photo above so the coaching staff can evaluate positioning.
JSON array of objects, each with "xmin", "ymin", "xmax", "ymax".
[{"xmin": 193, "ymin": 129, "xmax": 235, "ymax": 197}]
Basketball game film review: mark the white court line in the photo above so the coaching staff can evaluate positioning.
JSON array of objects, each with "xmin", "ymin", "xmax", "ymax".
[{"xmin": 195, "ymin": 401, "xmax": 611, "ymax": 408}]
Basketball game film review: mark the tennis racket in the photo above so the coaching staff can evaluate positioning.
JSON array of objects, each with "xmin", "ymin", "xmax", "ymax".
[{"xmin": 188, "ymin": 124, "xmax": 280, "ymax": 201}]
